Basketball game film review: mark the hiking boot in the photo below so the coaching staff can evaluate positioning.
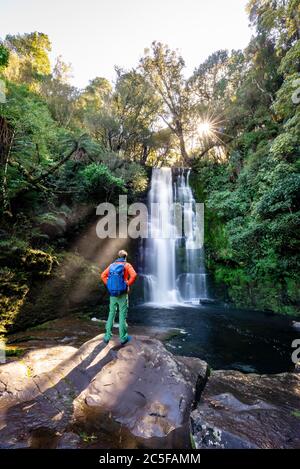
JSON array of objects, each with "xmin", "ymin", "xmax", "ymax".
[
  {"xmin": 103, "ymin": 337, "xmax": 110, "ymax": 344},
  {"xmin": 121, "ymin": 335, "xmax": 131, "ymax": 345}
]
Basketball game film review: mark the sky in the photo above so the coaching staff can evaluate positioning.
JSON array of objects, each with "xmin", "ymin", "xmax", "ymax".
[{"xmin": 0, "ymin": 0, "xmax": 253, "ymax": 89}]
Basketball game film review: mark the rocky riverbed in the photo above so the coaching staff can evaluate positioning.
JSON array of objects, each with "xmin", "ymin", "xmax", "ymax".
[
  {"xmin": 0, "ymin": 325, "xmax": 299, "ymax": 449},
  {"xmin": 191, "ymin": 369, "xmax": 300, "ymax": 449}
]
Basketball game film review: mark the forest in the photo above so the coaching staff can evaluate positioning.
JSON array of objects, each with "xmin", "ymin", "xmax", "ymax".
[{"xmin": 0, "ymin": 0, "xmax": 299, "ymax": 339}]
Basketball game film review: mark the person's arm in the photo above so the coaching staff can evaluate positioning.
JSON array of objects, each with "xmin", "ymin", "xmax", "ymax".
[
  {"xmin": 124, "ymin": 263, "xmax": 137, "ymax": 287},
  {"xmin": 100, "ymin": 266, "xmax": 110, "ymax": 285}
]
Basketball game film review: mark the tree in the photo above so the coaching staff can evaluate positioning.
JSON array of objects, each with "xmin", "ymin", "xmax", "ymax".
[
  {"xmin": 0, "ymin": 43, "xmax": 9, "ymax": 69},
  {"xmin": 140, "ymin": 41, "xmax": 192, "ymax": 165},
  {"xmin": 82, "ymin": 76, "xmax": 112, "ymax": 108},
  {"xmin": 188, "ymin": 49, "xmax": 245, "ymax": 159},
  {"xmin": 78, "ymin": 162, "xmax": 126, "ymax": 202},
  {"xmin": 190, "ymin": 0, "xmax": 300, "ymax": 314},
  {"xmin": 80, "ymin": 69, "xmax": 159, "ymax": 164},
  {"xmin": 76, "ymin": 76, "xmax": 113, "ymax": 144},
  {"xmin": 4, "ymin": 32, "xmax": 51, "ymax": 84},
  {"xmin": 247, "ymin": 0, "xmax": 300, "ymax": 48},
  {"xmin": 112, "ymin": 68, "xmax": 160, "ymax": 160},
  {"xmin": 40, "ymin": 56, "xmax": 79, "ymax": 127}
]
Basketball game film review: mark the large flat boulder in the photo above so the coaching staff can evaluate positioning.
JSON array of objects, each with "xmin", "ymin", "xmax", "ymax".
[
  {"xmin": 0, "ymin": 335, "xmax": 207, "ymax": 449},
  {"xmin": 191, "ymin": 370, "xmax": 300, "ymax": 449}
]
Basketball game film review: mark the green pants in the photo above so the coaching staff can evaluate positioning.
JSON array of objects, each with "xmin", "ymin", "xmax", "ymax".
[{"xmin": 104, "ymin": 293, "xmax": 128, "ymax": 342}]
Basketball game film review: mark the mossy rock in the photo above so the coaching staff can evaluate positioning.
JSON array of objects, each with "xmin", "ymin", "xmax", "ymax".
[
  {"xmin": 213, "ymin": 264, "xmax": 300, "ymax": 316},
  {"xmin": 0, "ymin": 239, "xmax": 57, "ymax": 335},
  {"xmin": 21, "ymin": 248, "xmax": 56, "ymax": 277},
  {"xmin": 10, "ymin": 252, "xmax": 105, "ymax": 332},
  {"xmin": 34, "ymin": 212, "xmax": 67, "ymax": 238},
  {"xmin": 5, "ymin": 346, "xmax": 26, "ymax": 358},
  {"xmin": 0, "ymin": 268, "xmax": 29, "ymax": 336},
  {"xmin": 0, "ymin": 239, "xmax": 55, "ymax": 277}
]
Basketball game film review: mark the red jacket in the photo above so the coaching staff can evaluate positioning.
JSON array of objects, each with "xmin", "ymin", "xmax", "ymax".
[{"xmin": 101, "ymin": 260, "xmax": 137, "ymax": 287}]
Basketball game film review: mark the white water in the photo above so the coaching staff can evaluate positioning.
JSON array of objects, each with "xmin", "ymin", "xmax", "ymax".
[{"xmin": 142, "ymin": 167, "xmax": 208, "ymax": 306}]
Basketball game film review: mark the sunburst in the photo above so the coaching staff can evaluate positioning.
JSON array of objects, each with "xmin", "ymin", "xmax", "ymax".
[
  {"xmin": 195, "ymin": 110, "xmax": 229, "ymax": 146},
  {"xmin": 197, "ymin": 121, "xmax": 212, "ymax": 137}
]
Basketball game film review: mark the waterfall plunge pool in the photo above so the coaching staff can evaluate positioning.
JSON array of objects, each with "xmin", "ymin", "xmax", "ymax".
[{"xmin": 128, "ymin": 302, "xmax": 299, "ymax": 374}]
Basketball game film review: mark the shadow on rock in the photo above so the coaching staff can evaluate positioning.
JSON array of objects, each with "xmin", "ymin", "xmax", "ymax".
[{"xmin": 0, "ymin": 335, "xmax": 207, "ymax": 449}]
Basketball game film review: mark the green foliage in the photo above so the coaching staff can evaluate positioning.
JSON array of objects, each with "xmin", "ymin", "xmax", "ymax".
[
  {"xmin": 0, "ymin": 81, "xmax": 61, "ymax": 209},
  {"xmin": 254, "ymin": 174, "xmax": 300, "ymax": 217},
  {"xmin": 5, "ymin": 346, "xmax": 25, "ymax": 357},
  {"xmin": 0, "ymin": 267, "xmax": 29, "ymax": 337},
  {"xmin": 79, "ymin": 432, "xmax": 97, "ymax": 443},
  {"xmin": 113, "ymin": 161, "xmax": 148, "ymax": 195},
  {"xmin": 270, "ymin": 132, "xmax": 298, "ymax": 158},
  {"xmin": 0, "ymin": 237, "xmax": 57, "ymax": 335},
  {"xmin": 0, "ymin": 62, "xmax": 151, "ymax": 218},
  {"xmin": 191, "ymin": 2, "xmax": 300, "ymax": 315},
  {"xmin": 5, "ymin": 32, "xmax": 51, "ymax": 81},
  {"xmin": 0, "ymin": 238, "xmax": 55, "ymax": 275},
  {"xmin": 78, "ymin": 163, "xmax": 126, "ymax": 201},
  {"xmin": 278, "ymin": 41, "xmax": 300, "ymax": 76},
  {"xmin": 17, "ymin": 251, "xmax": 104, "ymax": 332},
  {"xmin": 0, "ymin": 44, "xmax": 10, "ymax": 68},
  {"xmin": 140, "ymin": 41, "xmax": 191, "ymax": 163}
]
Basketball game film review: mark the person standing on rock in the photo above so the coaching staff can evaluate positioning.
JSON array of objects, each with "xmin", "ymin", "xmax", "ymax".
[{"xmin": 101, "ymin": 250, "xmax": 137, "ymax": 345}]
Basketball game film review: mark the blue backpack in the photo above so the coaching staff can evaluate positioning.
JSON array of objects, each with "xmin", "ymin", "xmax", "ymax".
[{"xmin": 106, "ymin": 258, "xmax": 128, "ymax": 297}]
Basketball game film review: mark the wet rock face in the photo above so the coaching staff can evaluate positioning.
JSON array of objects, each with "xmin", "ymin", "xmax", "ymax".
[
  {"xmin": 0, "ymin": 336, "xmax": 207, "ymax": 449},
  {"xmin": 0, "ymin": 245, "xmax": 55, "ymax": 336},
  {"xmin": 191, "ymin": 370, "xmax": 300, "ymax": 449},
  {"xmin": 73, "ymin": 337, "xmax": 208, "ymax": 445}
]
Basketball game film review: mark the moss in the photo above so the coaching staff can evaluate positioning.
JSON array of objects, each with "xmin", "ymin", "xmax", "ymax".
[
  {"xmin": 28, "ymin": 320, "xmax": 55, "ymax": 331},
  {"xmin": 0, "ymin": 268, "xmax": 29, "ymax": 337},
  {"xmin": 22, "ymin": 248, "xmax": 56, "ymax": 277},
  {"xmin": 212, "ymin": 264, "xmax": 299, "ymax": 315},
  {"xmin": 10, "ymin": 252, "xmax": 104, "ymax": 332},
  {"xmin": 190, "ymin": 173, "xmax": 300, "ymax": 317},
  {"xmin": 0, "ymin": 234, "xmax": 103, "ymax": 334},
  {"xmin": 190, "ymin": 431, "xmax": 196, "ymax": 449},
  {"xmin": 161, "ymin": 329, "xmax": 183, "ymax": 342},
  {"xmin": 74, "ymin": 312, "xmax": 94, "ymax": 322},
  {"xmin": 0, "ymin": 239, "xmax": 58, "ymax": 336},
  {"xmin": 34, "ymin": 212, "xmax": 67, "ymax": 238},
  {"xmin": 78, "ymin": 432, "xmax": 97, "ymax": 443},
  {"xmin": 5, "ymin": 346, "xmax": 25, "ymax": 357},
  {"xmin": 7, "ymin": 335, "xmax": 39, "ymax": 344},
  {"xmin": 0, "ymin": 239, "xmax": 55, "ymax": 276}
]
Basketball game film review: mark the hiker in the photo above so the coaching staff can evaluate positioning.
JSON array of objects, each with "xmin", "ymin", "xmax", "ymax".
[{"xmin": 100, "ymin": 250, "xmax": 137, "ymax": 345}]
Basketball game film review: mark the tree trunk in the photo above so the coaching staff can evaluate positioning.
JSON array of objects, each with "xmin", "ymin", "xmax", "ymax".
[
  {"xmin": 175, "ymin": 121, "xmax": 189, "ymax": 165},
  {"xmin": 2, "ymin": 130, "xmax": 15, "ymax": 216},
  {"xmin": 140, "ymin": 144, "xmax": 149, "ymax": 166},
  {"xmin": 8, "ymin": 140, "xmax": 80, "ymax": 206},
  {"xmin": 0, "ymin": 117, "xmax": 15, "ymax": 215}
]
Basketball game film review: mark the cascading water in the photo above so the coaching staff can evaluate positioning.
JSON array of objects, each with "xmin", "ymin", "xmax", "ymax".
[
  {"xmin": 175, "ymin": 168, "xmax": 208, "ymax": 303},
  {"xmin": 142, "ymin": 167, "xmax": 208, "ymax": 305},
  {"xmin": 142, "ymin": 168, "xmax": 179, "ymax": 304}
]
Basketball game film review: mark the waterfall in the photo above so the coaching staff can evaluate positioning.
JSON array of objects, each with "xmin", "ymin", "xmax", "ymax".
[{"xmin": 142, "ymin": 167, "xmax": 208, "ymax": 305}]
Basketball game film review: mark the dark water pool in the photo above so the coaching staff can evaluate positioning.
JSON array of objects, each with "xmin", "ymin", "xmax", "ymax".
[{"xmin": 129, "ymin": 303, "xmax": 299, "ymax": 374}]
